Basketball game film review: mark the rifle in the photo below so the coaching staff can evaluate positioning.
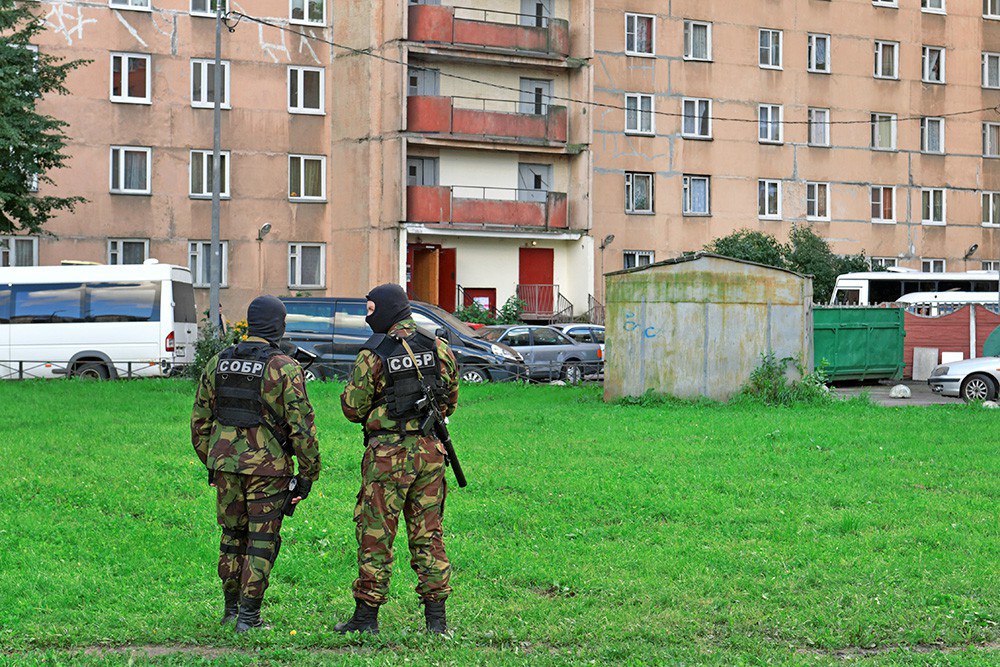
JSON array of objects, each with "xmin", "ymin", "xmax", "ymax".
[{"xmin": 417, "ymin": 386, "xmax": 467, "ymax": 488}]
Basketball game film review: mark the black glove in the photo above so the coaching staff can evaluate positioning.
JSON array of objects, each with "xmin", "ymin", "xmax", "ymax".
[
  {"xmin": 293, "ymin": 475, "xmax": 312, "ymax": 501},
  {"xmin": 208, "ymin": 469, "xmax": 215, "ymax": 486}
]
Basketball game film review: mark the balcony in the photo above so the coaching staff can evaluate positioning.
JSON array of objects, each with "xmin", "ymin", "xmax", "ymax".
[
  {"xmin": 407, "ymin": 185, "xmax": 568, "ymax": 230},
  {"xmin": 408, "ymin": 4, "xmax": 570, "ymax": 58},
  {"xmin": 407, "ymin": 95, "xmax": 567, "ymax": 145}
]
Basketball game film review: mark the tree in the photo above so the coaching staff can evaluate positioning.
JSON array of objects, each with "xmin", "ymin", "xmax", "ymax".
[
  {"xmin": 0, "ymin": 1, "xmax": 88, "ymax": 236},
  {"xmin": 704, "ymin": 229, "xmax": 787, "ymax": 268}
]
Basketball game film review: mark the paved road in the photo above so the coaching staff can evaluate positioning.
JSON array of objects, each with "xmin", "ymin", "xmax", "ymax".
[{"xmin": 833, "ymin": 381, "xmax": 957, "ymax": 407}]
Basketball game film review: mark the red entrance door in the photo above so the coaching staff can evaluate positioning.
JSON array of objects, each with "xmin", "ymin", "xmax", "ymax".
[
  {"xmin": 438, "ymin": 248, "xmax": 457, "ymax": 312},
  {"xmin": 518, "ymin": 247, "xmax": 554, "ymax": 315}
]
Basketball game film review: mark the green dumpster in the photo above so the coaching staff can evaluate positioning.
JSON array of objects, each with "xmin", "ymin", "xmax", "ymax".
[{"xmin": 813, "ymin": 307, "xmax": 905, "ymax": 381}]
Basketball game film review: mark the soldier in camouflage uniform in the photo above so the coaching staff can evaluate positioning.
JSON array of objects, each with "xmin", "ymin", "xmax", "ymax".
[
  {"xmin": 336, "ymin": 284, "xmax": 459, "ymax": 635},
  {"xmin": 191, "ymin": 295, "xmax": 320, "ymax": 633}
]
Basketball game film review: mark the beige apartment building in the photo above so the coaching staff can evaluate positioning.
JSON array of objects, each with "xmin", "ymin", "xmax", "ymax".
[{"xmin": 10, "ymin": 0, "xmax": 1000, "ymax": 319}]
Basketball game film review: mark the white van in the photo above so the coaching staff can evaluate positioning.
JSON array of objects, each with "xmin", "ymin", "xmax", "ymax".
[{"xmin": 0, "ymin": 263, "xmax": 197, "ymax": 379}]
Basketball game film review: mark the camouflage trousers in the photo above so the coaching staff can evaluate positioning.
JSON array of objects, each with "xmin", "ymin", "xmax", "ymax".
[
  {"xmin": 215, "ymin": 472, "xmax": 290, "ymax": 600},
  {"xmin": 352, "ymin": 435, "xmax": 451, "ymax": 605}
]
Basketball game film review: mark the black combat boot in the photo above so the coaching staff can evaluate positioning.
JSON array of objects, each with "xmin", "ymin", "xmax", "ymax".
[
  {"xmin": 334, "ymin": 599, "xmax": 380, "ymax": 635},
  {"xmin": 424, "ymin": 599, "xmax": 447, "ymax": 635},
  {"xmin": 220, "ymin": 588, "xmax": 240, "ymax": 625},
  {"xmin": 234, "ymin": 597, "xmax": 264, "ymax": 634}
]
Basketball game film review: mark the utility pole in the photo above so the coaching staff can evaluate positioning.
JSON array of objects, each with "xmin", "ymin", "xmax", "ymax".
[{"xmin": 208, "ymin": 1, "xmax": 224, "ymax": 327}]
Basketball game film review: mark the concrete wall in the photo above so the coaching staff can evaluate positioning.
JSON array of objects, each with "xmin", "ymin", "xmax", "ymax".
[{"xmin": 603, "ymin": 255, "xmax": 813, "ymax": 401}]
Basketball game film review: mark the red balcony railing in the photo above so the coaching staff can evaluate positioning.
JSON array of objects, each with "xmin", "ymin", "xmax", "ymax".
[
  {"xmin": 409, "ymin": 4, "xmax": 570, "ymax": 57},
  {"xmin": 407, "ymin": 95, "xmax": 568, "ymax": 144},
  {"xmin": 407, "ymin": 185, "xmax": 568, "ymax": 229}
]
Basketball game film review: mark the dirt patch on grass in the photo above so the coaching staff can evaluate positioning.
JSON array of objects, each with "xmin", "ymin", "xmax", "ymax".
[
  {"xmin": 531, "ymin": 585, "xmax": 577, "ymax": 599},
  {"xmin": 799, "ymin": 640, "xmax": 1000, "ymax": 659}
]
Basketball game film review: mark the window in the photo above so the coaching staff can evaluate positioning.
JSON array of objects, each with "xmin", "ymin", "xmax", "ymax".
[
  {"xmin": 623, "ymin": 251, "xmax": 654, "ymax": 270},
  {"xmin": 988, "ymin": 0, "xmax": 1000, "ymax": 19},
  {"xmin": 288, "ymin": 243, "xmax": 326, "ymax": 288},
  {"xmin": 807, "ymin": 182, "xmax": 830, "ymax": 221},
  {"xmin": 290, "ymin": 0, "xmax": 325, "ymax": 25},
  {"xmin": 758, "ymin": 180, "xmax": 781, "ymax": 219},
  {"xmin": 109, "ymin": 0, "xmax": 150, "ymax": 10},
  {"xmin": 625, "ymin": 94, "xmax": 654, "ymax": 135},
  {"xmin": 983, "ymin": 53, "xmax": 1000, "ymax": 88},
  {"xmin": 984, "ymin": 123, "xmax": 1000, "ymax": 157},
  {"xmin": 682, "ymin": 175, "xmax": 710, "ymax": 216},
  {"xmin": 189, "ymin": 150, "xmax": 230, "ymax": 198},
  {"xmin": 982, "ymin": 192, "xmax": 1000, "ymax": 226},
  {"xmin": 871, "ymin": 257, "xmax": 898, "ymax": 270},
  {"xmin": 625, "ymin": 172, "xmax": 653, "ymax": 214},
  {"xmin": 188, "ymin": 241, "xmax": 229, "ymax": 287},
  {"xmin": 922, "ymin": 46, "xmax": 945, "ymax": 83},
  {"xmin": 808, "ymin": 34, "xmax": 830, "ymax": 73},
  {"xmin": 874, "ymin": 41, "xmax": 899, "ymax": 79},
  {"xmin": 10, "ymin": 284, "xmax": 84, "ymax": 324},
  {"xmin": 288, "ymin": 66, "xmax": 324, "ymax": 114},
  {"xmin": 288, "ymin": 155, "xmax": 326, "ymax": 201},
  {"xmin": 682, "ymin": 98, "xmax": 711, "ymax": 138},
  {"xmin": 190, "ymin": 59, "xmax": 230, "ymax": 108},
  {"xmin": 871, "ymin": 186, "xmax": 895, "ymax": 223},
  {"xmin": 921, "ymin": 117, "xmax": 944, "ymax": 153},
  {"xmin": 88, "ymin": 282, "xmax": 161, "ymax": 323},
  {"xmin": 922, "ymin": 0, "xmax": 945, "ymax": 12},
  {"xmin": 191, "ymin": 0, "xmax": 228, "ymax": 16},
  {"xmin": 110, "ymin": 53, "xmax": 150, "ymax": 104},
  {"xmin": 286, "ymin": 301, "xmax": 334, "ymax": 335},
  {"xmin": 809, "ymin": 108, "xmax": 830, "ymax": 146},
  {"xmin": 873, "ymin": 0, "xmax": 898, "ymax": 6},
  {"xmin": 625, "ymin": 14, "xmax": 654, "ymax": 56},
  {"xmin": 683, "ymin": 20, "xmax": 711, "ymax": 61},
  {"xmin": 759, "ymin": 29, "xmax": 782, "ymax": 69},
  {"xmin": 110, "ymin": 146, "xmax": 151, "ymax": 195},
  {"xmin": 982, "ymin": 260, "xmax": 999, "ymax": 271},
  {"xmin": 922, "ymin": 258, "xmax": 945, "ymax": 273},
  {"xmin": 758, "ymin": 105, "xmax": 783, "ymax": 144},
  {"xmin": 108, "ymin": 239, "xmax": 149, "ymax": 265},
  {"xmin": 871, "ymin": 113, "xmax": 897, "ymax": 150},
  {"xmin": 0, "ymin": 237, "xmax": 37, "ymax": 267},
  {"xmin": 921, "ymin": 189, "xmax": 945, "ymax": 225}
]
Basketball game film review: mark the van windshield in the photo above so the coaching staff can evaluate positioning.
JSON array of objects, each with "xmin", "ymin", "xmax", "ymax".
[{"xmin": 418, "ymin": 304, "xmax": 477, "ymax": 338}]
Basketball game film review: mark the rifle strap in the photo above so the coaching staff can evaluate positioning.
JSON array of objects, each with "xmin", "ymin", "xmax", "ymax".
[{"xmin": 399, "ymin": 338, "xmax": 426, "ymax": 383}]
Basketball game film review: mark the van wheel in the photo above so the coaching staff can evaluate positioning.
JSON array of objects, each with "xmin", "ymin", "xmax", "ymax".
[
  {"xmin": 461, "ymin": 368, "xmax": 488, "ymax": 383},
  {"xmin": 75, "ymin": 362, "xmax": 109, "ymax": 381}
]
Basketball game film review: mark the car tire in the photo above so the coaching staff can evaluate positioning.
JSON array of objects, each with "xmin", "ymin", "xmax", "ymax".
[
  {"xmin": 461, "ymin": 367, "xmax": 489, "ymax": 383},
  {"xmin": 562, "ymin": 362, "xmax": 583, "ymax": 385},
  {"xmin": 75, "ymin": 362, "xmax": 110, "ymax": 381},
  {"xmin": 303, "ymin": 368, "xmax": 319, "ymax": 382},
  {"xmin": 960, "ymin": 374, "xmax": 997, "ymax": 402}
]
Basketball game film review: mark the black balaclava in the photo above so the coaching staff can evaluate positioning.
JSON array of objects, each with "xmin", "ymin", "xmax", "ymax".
[
  {"xmin": 366, "ymin": 283, "xmax": 412, "ymax": 334},
  {"xmin": 246, "ymin": 295, "xmax": 287, "ymax": 344}
]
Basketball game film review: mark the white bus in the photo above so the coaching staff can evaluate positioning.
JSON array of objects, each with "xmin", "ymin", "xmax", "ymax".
[
  {"xmin": 0, "ymin": 263, "xmax": 197, "ymax": 379},
  {"xmin": 830, "ymin": 269, "xmax": 1000, "ymax": 306}
]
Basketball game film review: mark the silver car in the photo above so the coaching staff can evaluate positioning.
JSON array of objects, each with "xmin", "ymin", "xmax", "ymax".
[
  {"xmin": 928, "ymin": 357, "xmax": 1000, "ymax": 401},
  {"xmin": 477, "ymin": 325, "xmax": 603, "ymax": 383}
]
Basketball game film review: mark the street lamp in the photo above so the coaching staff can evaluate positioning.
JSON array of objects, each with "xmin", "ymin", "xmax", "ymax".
[{"xmin": 598, "ymin": 234, "xmax": 615, "ymax": 303}]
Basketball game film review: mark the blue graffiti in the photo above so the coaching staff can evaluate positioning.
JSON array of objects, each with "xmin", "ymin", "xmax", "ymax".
[
  {"xmin": 643, "ymin": 326, "xmax": 657, "ymax": 338},
  {"xmin": 623, "ymin": 311, "xmax": 639, "ymax": 332}
]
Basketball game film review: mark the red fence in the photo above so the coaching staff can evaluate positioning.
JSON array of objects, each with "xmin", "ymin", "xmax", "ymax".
[{"xmin": 903, "ymin": 305, "xmax": 1000, "ymax": 378}]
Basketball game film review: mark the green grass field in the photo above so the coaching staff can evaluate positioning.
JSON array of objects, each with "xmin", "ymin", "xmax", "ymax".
[{"xmin": 0, "ymin": 380, "xmax": 997, "ymax": 666}]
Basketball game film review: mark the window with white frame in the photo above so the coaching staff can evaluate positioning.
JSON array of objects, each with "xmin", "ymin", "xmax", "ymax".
[
  {"xmin": 871, "ymin": 113, "xmax": 897, "ymax": 150},
  {"xmin": 623, "ymin": 250, "xmax": 654, "ymax": 270},
  {"xmin": 921, "ymin": 188, "xmax": 945, "ymax": 225},
  {"xmin": 988, "ymin": 0, "xmax": 1000, "ymax": 19},
  {"xmin": 808, "ymin": 34, "xmax": 830, "ymax": 73},
  {"xmin": 188, "ymin": 240, "xmax": 229, "ymax": 287},
  {"xmin": 108, "ymin": 239, "xmax": 149, "ymax": 265},
  {"xmin": 983, "ymin": 53, "xmax": 1000, "ymax": 88},
  {"xmin": 922, "ymin": 0, "xmax": 945, "ymax": 12},
  {"xmin": 870, "ymin": 256, "xmax": 898, "ymax": 270},
  {"xmin": 110, "ymin": 0, "xmax": 150, "ymax": 10},
  {"xmin": 809, "ymin": 108, "xmax": 830, "ymax": 146},
  {"xmin": 288, "ymin": 243, "xmax": 326, "ymax": 288},
  {"xmin": 982, "ymin": 191, "xmax": 1000, "ymax": 225},
  {"xmin": 110, "ymin": 146, "xmax": 151, "ymax": 195},
  {"xmin": 922, "ymin": 46, "xmax": 945, "ymax": 83},
  {"xmin": 290, "ymin": 0, "xmax": 325, "ymax": 25},
  {"xmin": 682, "ymin": 98, "xmax": 712, "ymax": 138},
  {"xmin": 189, "ymin": 150, "xmax": 230, "ymax": 198},
  {"xmin": 288, "ymin": 155, "xmax": 326, "ymax": 201},
  {"xmin": 984, "ymin": 122, "xmax": 1000, "ymax": 157},
  {"xmin": 682, "ymin": 175, "xmax": 710, "ymax": 215},
  {"xmin": 758, "ymin": 180, "xmax": 781, "ymax": 219},
  {"xmin": 982, "ymin": 260, "xmax": 999, "ymax": 271},
  {"xmin": 625, "ymin": 14, "xmax": 655, "ymax": 56},
  {"xmin": 759, "ymin": 29, "xmax": 782, "ymax": 69},
  {"xmin": 625, "ymin": 172, "xmax": 653, "ymax": 214},
  {"xmin": 873, "ymin": 0, "xmax": 898, "ymax": 7},
  {"xmin": 871, "ymin": 186, "xmax": 895, "ymax": 223},
  {"xmin": 758, "ymin": 104, "xmax": 783, "ymax": 144},
  {"xmin": 288, "ymin": 66, "xmax": 324, "ymax": 114},
  {"xmin": 921, "ymin": 117, "xmax": 944, "ymax": 153},
  {"xmin": 625, "ymin": 94, "xmax": 654, "ymax": 135},
  {"xmin": 110, "ymin": 53, "xmax": 150, "ymax": 104},
  {"xmin": 922, "ymin": 258, "xmax": 945, "ymax": 273},
  {"xmin": 683, "ymin": 20, "xmax": 711, "ymax": 61},
  {"xmin": 0, "ymin": 237, "xmax": 38, "ymax": 267},
  {"xmin": 191, "ymin": 59, "xmax": 230, "ymax": 108},
  {"xmin": 191, "ymin": 0, "xmax": 228, "ymax": 16},
  {"xmin": 874, "ymin": 41, "xmax": 899, "ymax": 79},
  {"xmin": 807, "ymin": 182, "xmax": 830, "ymax": 221}
]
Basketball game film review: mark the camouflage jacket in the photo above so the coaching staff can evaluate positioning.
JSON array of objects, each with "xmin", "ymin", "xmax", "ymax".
[
  {"xmin": 191, "ymin": 337, "xmax": 321, "ymax": 480},
  {"xmin": 341, "ymin": 318, "xmax": 459, "ymax": 441}
]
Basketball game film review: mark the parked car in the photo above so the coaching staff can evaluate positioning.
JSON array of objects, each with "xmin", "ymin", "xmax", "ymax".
[
  {"xmin": 279, "ymin": 298, "xmax": 525, "ymax": 383},
  {"xmin": 476, "ymin": 325, "xmax": 603, "ymax": 383},
  {"xmin": 551, "ymin": 323, "xmax": 605, "ymax": 349},
  {"xmin": 928, "ymin": 357, "xmax": 1000, "ymax": 402}
]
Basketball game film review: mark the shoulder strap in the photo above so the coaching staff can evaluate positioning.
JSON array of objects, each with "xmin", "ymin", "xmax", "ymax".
[{"xmin": 361, "ymin": 333, "xmax": 388, "ymax": 352}]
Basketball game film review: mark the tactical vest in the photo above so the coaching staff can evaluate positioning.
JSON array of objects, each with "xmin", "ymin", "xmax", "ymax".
[
  {"xmin": 215, "ymin": 342, "xmax": 283, "ymax": 428},
  {"xmin": 362, "ymin": 329, "xmax": 444, "ymax": 422}
]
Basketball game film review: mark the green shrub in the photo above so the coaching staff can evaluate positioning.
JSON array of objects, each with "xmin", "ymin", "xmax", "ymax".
[
  {"xmin": 453, "ymin": 296, "xmax": 526, "ymax": 326},
  {"xmin": 734, "ymin": 353, "xmax": 833, "ymax": 406},
  {"xmin": 186, "ymin": 317, "xmax": 248, "ymax": 380}
]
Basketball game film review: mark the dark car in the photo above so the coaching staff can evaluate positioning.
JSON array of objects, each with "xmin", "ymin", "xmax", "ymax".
[
  {"xmin": 279, "ymin": 297, "xmax": 526, "ymax": 382},
  {"xmin": 477, "ymin": 325, "xmax": 603, "ymax": 383}
]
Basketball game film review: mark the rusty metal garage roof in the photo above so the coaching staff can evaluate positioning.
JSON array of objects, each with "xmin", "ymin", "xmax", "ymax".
[{"xmin": 605, "ymin": 252, "xmax": 811, "ymax": 279}]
